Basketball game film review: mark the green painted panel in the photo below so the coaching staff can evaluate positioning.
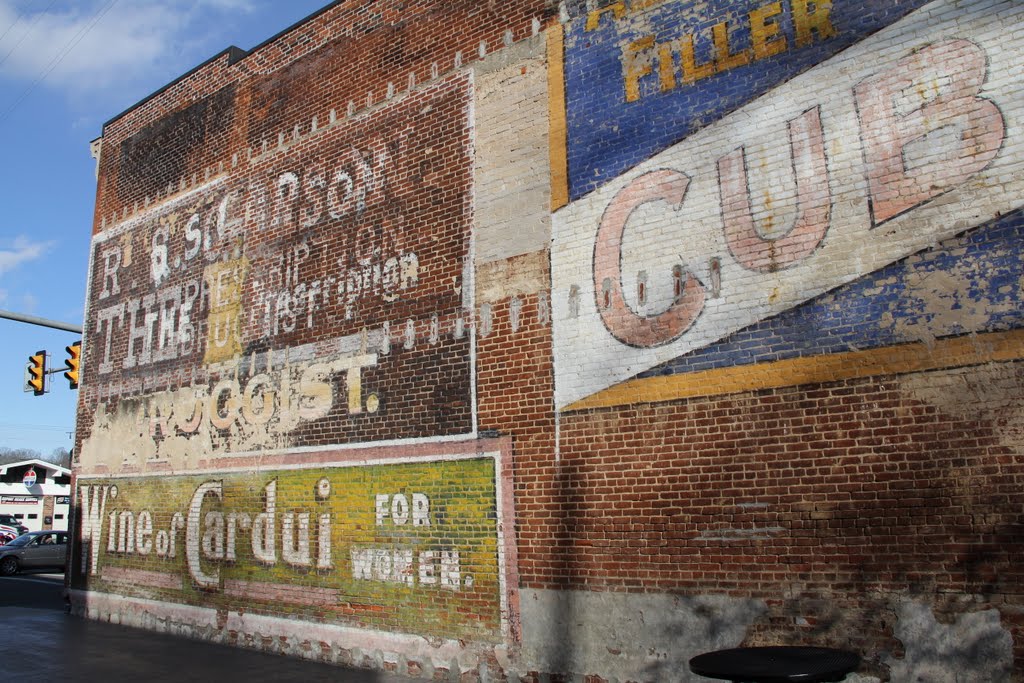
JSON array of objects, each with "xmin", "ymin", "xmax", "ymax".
[{"xmin": 73, "ymin": 457, "xmax": 503, "ymax": 641}]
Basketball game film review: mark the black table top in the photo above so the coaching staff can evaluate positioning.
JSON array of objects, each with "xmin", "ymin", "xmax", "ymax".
[{"xmin": 689, "ymin": 646, "xmax": 860, "ymax": 683}]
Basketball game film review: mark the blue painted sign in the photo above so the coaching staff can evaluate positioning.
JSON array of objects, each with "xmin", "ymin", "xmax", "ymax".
[
  {"xmin": 563, "ymin": 0, "xmax": 931, "ymax": 200},
  {"xmin": 551, "ymin": 0, "xmax": 1024, "ymax": 409},
  {"xmin": 637, "ymin": 210, "xmax": 1024, "ymax": 380}
]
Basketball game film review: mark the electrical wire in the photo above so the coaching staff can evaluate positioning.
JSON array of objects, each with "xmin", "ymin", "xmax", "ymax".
[
  {"xmin": 0, "ymin": 10, "xmax": 23, "ymax": 48},
  {"xmin": 0, "ymin": 0, "xmax": 59, "ymax": 71},
  {"xmin": 0, "ymin": 0, "xmax": 118, "ymax": 124},
  {"xmin": 0, "ymin": 422, "xmax": 71, "ymax": 433}
]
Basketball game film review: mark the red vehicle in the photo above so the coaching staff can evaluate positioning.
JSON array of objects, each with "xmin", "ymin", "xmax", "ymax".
[{"xmin": 0, "ymin": 515, "xmax": 27, "ymax": 535}]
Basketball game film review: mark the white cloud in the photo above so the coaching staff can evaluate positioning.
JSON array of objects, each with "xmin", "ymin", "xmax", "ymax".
[
  {"xmin": 0, "ymin": 0, "xmax": 259, "ymax": 95},
  {"xmin": 202, "ymin": 0, "xmax": 259, "ymax": 11},
  {"xmin": 18, "ymin": 291, "xmax": 37, "ymax": 313},
  {"xmin": 0, "ymin": 236, "xmax": 55, "ymax": 276}
]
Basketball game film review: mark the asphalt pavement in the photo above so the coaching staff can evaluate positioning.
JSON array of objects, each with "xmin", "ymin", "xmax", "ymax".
[{"xmin": 0, "ymin": 572, "xmax": 407, "ymax": 682}]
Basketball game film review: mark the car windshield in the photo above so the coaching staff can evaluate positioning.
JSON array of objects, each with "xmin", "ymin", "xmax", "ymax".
[{"xmin": 4, "ymin": 535, "xmax": 34, "ymax": 548}]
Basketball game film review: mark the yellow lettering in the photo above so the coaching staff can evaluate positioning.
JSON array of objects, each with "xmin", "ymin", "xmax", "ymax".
[
  {"xmin": 615, "ymin": 0, "xmax": 837, "ymax": 103},
  {"xmin": 622, "ymin": 35, "xmax": 656, "ymax": 102},
  {"xmin": 658, "ymin": 42, "xmax": 677, "ymax": 93},
  {"xmin": 203, "ymin": 257, "xmax": 249, "ymax": 363},
  {"xmin": 750, "ymin": 2, "xmax": 787, "ymax": 60},
  {"xmin": 585, "ymin": 2, "xmax": 626, "ymax": 32},
  {"xmin": 792, "ymin": 0, "xmax": 837, "ymax": 48},
  {"xmin": 631, "ymin": 0, "xmax": 666, "ymax": 11},
  {"xmin": 713, "ymin": 21, "xmax": 752, "ymax": 72},
  {"xmin": 679, "ymin": 34, "xmax": 715, "ymax": 84}
]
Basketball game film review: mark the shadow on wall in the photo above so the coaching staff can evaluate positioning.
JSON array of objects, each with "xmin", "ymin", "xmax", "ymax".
[
  {"xmin": 534, "ymin": 515, "xmax": 1020, "ymax": 682},
  {"xmin": 537, "ymin": 372, "xmax": 1024, "ymax": 682},
  {"xmin": 645, "ymin": 466, "xmax": 1020, "ymax": 681},
  {"xmin": 522, "ymin": 462, "xmax": 769, "ymax": 681}
]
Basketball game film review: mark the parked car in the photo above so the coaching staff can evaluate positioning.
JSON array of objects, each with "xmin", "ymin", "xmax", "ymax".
[
  {"xmin": 0, "ymin": 515, "xmax": 28, "ymax": 535},
  {"xmin": 0, "ymin": 530, "xmax": 67, "ymax": 575}
]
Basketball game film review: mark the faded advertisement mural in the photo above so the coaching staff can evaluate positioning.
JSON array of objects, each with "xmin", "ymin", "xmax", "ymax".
[
  {"xmin": 562, "ymin": 0, "xmax": 934, "ymax": 200},
  {"xmin": 553, "ymin": 0, "xmax": 1024, "ymax": 410},
  {"xmin": 71, "ymin": 0, "xmax": 1024, "ymax": 676},
  {"xmin": 73, "ymin": 453, "xmax": 512, "ymax": 641},
  {"xmin": 81, "ymin": 75, "xmax": 475, "ymax": 467}
]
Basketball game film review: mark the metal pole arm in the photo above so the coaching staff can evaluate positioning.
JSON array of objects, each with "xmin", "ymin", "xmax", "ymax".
[{"xmin": 0, "ymin": 310, "xmax": 82, "ymax": 334}]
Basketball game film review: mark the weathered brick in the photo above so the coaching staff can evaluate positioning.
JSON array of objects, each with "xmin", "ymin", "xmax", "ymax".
[{"xmin": 71, "ymin": 0, "xmax": 1024, "ymax": 680}]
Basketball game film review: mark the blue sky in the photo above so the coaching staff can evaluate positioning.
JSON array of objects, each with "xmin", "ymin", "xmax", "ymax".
[{"xmin": 0, "ymin": 0, "xmax": 328, "ymax": 457}]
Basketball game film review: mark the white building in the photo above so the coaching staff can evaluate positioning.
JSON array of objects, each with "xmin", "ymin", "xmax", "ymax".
[{"xmin": 0, "ymin": 460, "xmax": 71, "ymax": 531}]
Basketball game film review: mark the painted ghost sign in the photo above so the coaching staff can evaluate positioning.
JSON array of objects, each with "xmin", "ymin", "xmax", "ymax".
[
  {"xmin": 81, "ymin": 75, "xmax": 475, "ymax": 465},
  {"xmin": 553, "ymin": 0, "xmax": 1024, "ymax": 410},
  {"xmin": 562, "ymin": 0, "xmax": 933, "ymax": 201},
  {"xmin": 75, "ymin": 453, "xmax": 512, "ymax": 641}
]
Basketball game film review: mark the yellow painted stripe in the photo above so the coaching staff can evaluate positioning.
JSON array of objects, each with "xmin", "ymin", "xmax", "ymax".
[
  {"xmin": 547, "ymin": 24, "xmax": 569, "ymax": 212},
  {"xmin": 563, "ymin": 329, "xmax": 1024, "ymax": 412}
]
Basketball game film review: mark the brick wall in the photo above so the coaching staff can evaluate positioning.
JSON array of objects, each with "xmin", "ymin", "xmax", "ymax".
[{"xmin": 73, "ymin": 0, "xmax": 1024, "ymax": 681}]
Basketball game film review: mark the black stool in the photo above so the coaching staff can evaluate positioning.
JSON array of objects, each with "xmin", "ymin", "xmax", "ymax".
[{"xmin": 689, "ymin": 646, "xmax": 860, "ymax": 683}]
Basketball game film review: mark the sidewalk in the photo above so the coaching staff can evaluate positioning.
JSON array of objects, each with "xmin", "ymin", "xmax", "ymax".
[{"xmin": 1, "ymin": 574, "xmax": 406, "ymax": 683}]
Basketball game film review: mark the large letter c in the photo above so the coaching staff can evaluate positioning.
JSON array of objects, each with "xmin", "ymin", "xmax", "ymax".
[{"xmin": 593, "ymin": 169, "xmax": 705, "ymax": 347}]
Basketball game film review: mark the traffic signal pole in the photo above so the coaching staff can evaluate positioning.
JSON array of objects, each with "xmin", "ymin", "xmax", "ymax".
[
  {"xmin": 0, "ymin": 309, "xmax": 82, "ymax": 334},
  {"xmin": 3, "ymin": 310, "xmax": 83, "ymax": 394}
]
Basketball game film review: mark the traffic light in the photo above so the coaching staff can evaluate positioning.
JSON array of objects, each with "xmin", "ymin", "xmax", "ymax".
[
  {"xmin": 26, "ymin": 351, "xmax": 46, "ymax": 395},
  {"xmin": 64, "ymin": 341, "xmax": 81, "ymax": 389}
]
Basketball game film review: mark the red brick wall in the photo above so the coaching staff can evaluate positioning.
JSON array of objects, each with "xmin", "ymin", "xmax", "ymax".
[
  {"xmin": 550, "ymin": 372, "xmax": 1024, "ymax": 673},
  {"xmin": 93, "ymin": 0, "xmax": 558, "ymax": 230},
  {"xmin": 75, "ymin": 1, "xmax": 556, "ymax": 670},
  {"xmin": 74, "ymin": 1, "xmax": 1024, "ymax": 680}
]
